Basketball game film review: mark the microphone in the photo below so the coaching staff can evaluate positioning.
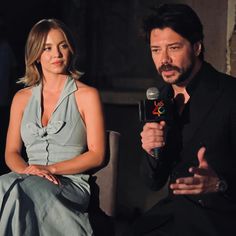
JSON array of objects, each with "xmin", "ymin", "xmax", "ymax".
[
  {"xmin": 139, "ymin": 87, "xmax": 170, "ymax": 159},
  {"xmin": 146, "ymin": 87, "xmax": 160, "ymax": 100}
]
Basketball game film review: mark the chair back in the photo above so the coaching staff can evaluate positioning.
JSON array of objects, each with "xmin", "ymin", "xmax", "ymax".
[{"xmin": 93, "ymin": 130, "xmax": 120, "ymax": 217}]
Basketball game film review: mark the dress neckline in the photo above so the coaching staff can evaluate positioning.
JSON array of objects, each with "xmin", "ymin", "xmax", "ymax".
[{"xmin": 33, "ymin": 76, "xmax": 77, "ymax": 128}]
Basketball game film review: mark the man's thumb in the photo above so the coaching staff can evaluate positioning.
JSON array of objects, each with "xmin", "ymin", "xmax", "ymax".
[{"xmin": 197, "ymin": 146, "xmax": 208, "ymax": 168}]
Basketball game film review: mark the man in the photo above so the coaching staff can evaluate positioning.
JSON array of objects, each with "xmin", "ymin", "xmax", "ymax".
[{"xmin": 129, "ymin": 3, "xmax": 236, "ymax": 236}]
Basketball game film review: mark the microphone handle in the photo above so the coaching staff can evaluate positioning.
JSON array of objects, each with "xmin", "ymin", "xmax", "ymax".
[{"xmin": 152, "ymin": 147, "xmax": 160, "ymax": 159}]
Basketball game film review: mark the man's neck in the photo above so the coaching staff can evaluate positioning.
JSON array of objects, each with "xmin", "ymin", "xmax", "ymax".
[{"xmin": 172, "ymin": 59, "xmax": 202, "ymax": 114}]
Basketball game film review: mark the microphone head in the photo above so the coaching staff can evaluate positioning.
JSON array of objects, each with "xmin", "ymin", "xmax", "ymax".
[{"xmin": 146, "ymin": 87, "xmax": 160, "ymax": 100}]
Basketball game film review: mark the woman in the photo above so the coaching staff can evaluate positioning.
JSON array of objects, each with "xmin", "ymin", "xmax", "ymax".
[{"xmin": 0, "ymin": 19, "xmax": 105, "ymax": 235}]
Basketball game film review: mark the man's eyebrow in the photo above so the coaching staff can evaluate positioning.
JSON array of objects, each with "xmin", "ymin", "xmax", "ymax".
[
  {"xmin": 168, "ymin": 42, "xmax": 182, "ymax": 46},
  {"xmin": 150, "ymin": 42, "xmax": 182, "ymax": 47}
]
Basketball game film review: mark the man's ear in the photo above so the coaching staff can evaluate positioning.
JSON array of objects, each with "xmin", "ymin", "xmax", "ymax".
[{"xmin": 194, "ymin": 41, "xmax": 202, "ymax": 57}]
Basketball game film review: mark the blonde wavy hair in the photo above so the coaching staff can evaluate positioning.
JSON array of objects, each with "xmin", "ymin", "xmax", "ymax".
[{"xmin": 19, "ymin": 19, "xmax": 82, "ymax": 86}]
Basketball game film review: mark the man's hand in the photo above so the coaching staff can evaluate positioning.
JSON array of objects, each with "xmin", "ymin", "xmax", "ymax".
[
  {"xmin": 140, "ymin": 121, "xmax": 166, "ymax": 156},
  {"xmin": 23, "ymin": 165, "xmax": 60, "ymax": 185},
  {"xmin": 170, "ymin": 146, "xmax": 219, "ymax": 194}
]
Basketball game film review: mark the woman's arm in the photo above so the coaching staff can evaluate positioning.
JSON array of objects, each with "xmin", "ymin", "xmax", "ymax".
[{"xmin": 5, "ymin": 89, "xmax": 30, "ymax": 173}]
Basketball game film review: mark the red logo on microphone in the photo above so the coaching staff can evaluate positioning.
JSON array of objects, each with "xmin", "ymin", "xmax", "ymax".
[{"xmin": 152, "ymin": 101, "xmax": 165, "ymax": 116}]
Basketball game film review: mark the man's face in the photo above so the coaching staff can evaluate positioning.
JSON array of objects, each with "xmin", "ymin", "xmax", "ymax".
[{"xmin": 150, "ymin": 27, "xmax": 200, "ymax": 85}]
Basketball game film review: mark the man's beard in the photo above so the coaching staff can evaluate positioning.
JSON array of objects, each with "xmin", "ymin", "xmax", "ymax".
[{"xmin": 158, "ymin": 61, "xmax": 195, "ymax": 85}]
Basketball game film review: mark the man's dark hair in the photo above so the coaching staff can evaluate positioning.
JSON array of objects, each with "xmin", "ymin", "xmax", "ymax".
[{"xmin": 143, "ymin": 3, "xmax": 205, "ymax": 60}]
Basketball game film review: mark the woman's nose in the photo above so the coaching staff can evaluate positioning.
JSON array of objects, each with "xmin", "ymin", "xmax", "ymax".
[{"xmin": 53, "ymin": 48, "xmax": 62, "ymax": 57}]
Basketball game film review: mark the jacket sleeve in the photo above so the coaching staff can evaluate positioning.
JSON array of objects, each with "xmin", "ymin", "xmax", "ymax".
[
  {"xmin": 218, "ymin": 95, "xmax": 236, "ymax": 200},
  {"xmin": 140, "ymin": 152, "xmax": 172, "ymax": 191}
]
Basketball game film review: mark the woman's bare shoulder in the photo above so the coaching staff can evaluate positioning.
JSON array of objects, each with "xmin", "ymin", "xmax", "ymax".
[
  {"xmin": 74, "ymin": 80, "xmax": 101, "ymax": 114},
  {"xmin": 12, "ymin": 87, "xmax": 33, "ymax": 109},
  {"xmin": 75, "ymin": 80, "xmax": 99, "ymax": 97}
]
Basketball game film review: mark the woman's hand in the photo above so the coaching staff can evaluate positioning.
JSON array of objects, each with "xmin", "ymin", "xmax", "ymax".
[{"xmin": 23, "ymin": 165, "xmax": 60, "ymax": 185}]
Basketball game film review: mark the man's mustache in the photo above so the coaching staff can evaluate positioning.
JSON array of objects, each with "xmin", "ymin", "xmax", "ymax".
[{"xmin": 159, "ymin": 64, "xmax": 181, "ymax": 73}]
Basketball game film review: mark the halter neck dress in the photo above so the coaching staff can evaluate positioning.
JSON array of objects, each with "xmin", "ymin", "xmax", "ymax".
[{"xmin": 0, "ymin": 77, "xmax": 93, "ymax": 235}]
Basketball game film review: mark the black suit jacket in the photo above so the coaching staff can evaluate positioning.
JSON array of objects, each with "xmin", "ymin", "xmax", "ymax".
[{"xmin": 139, "ymin": 62, "xmax": 236, "ymax": 236}]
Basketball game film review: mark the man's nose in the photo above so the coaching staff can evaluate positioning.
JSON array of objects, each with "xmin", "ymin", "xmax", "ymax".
[{"xmin": 161, "ymin": 50, "xmax": 171, "ymax": 64}]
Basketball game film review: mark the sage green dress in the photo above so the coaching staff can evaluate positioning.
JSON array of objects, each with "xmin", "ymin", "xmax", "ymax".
[{"xmin": 0, "ymin": 77, "xmax": 93, "ymax": 236}]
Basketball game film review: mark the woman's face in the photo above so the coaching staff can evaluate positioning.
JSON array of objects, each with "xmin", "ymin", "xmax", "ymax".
[{"xmin": 39, "ymin": 29, "xmax": 71, "ymax": 77}]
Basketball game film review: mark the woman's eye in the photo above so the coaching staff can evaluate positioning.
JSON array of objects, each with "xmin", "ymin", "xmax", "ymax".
[
  {"xmin": 60, "ymin": 44, "xmax": 68, "ymax": 49},
  {"xmin": 43, "ymin": 47, "xmax": 51, "ymax": 51}
]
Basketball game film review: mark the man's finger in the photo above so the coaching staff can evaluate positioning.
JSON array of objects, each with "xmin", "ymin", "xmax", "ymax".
[
  {"xmin": 189, "ymin": 167, "xmax": 211, "ymax": 176},
  {"xmin": 197, "ymin": 146, "xmax": 208, "ymax": 168}
]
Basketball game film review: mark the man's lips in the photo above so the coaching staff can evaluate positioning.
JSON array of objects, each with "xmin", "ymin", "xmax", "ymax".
[{"xmin": 162, "ymin": 70, "xmax": 175, "ymax": 77}]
